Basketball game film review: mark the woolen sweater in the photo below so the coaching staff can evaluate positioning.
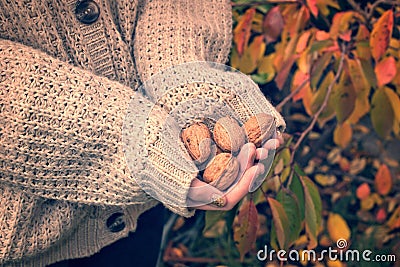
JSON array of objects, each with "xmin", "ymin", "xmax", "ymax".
[{"xmin": 0, "ymin": 0, "xmax": 285, "ymax": 266}]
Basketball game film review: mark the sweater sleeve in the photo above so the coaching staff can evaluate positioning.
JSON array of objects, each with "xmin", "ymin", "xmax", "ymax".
[{"xmin": 0, "ymin": 39, "xmax": 198, "ymax": 216}]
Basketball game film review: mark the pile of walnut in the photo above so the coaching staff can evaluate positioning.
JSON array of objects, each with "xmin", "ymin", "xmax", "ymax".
[{"xmin": 181, "ymin": 113, "xmax": 275, "ymax": 191}]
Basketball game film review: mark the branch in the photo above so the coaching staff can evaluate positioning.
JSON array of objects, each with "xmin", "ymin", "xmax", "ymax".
[
  {"xmin": 276, "ymin": 77, "xmax": 309, "ymax": 112},
  {"xmin": 367, "ymin": 0, "xmax": 399, "ymax": 21},
  {"xmin": 289, "ymin": 44, "xmax": 347, "ymax": 167}
]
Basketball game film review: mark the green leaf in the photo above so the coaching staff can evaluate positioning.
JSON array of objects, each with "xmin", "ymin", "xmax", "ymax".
[
  {"xmin": 333, "ymin": 70, "xmax": 356, "ymax": 123},
  {"xmin": 276, "ymin": 191, "xmax": 302, "ymax": 247},
  {"xmin": 310, "ymin": 52, "xmax": 332, "ymax": 89},
  {"xmin": 234, "ymin": 199, "xmax": 259, "ymax": 261},
  {"xmin": 268, "ymin": 197, "xmax": 290, "ymax": 249},
  {"xmin": 289, "ymin": 172, "xmax": 305, "ymax": 221},
  {"xmin": 301, "ymin": 176, "xmax": 322, "ymax": 249},
  {"xmin": 371, "ymin": 88, "xmax": 395, "ymax": 138}
]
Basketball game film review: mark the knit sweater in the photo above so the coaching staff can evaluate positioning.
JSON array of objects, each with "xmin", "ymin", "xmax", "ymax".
[{"xmin": 0, "ymin": 0, "xmax": 285, "ymax": 266}]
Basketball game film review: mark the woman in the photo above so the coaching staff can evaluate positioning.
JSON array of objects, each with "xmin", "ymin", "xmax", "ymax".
[{"xmin": 0, "ymin": 0, "xmax": 285, "ymax": 266}]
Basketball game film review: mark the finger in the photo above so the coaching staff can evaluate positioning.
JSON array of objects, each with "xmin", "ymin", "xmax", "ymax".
[
  {"xmin": 196, "ymin": 163, "xmax": 264, "ymax": 210},
  {"xmin": 256, "ymin": 148, "xmax": 268, "ymax": 161},
  {"xmin": 237, "ymin": 142, "xmax": 257, "ymax": 174},
  {"xmin": 186, "ymin": 178, "xmax": 226, "ymax": 208},
  {"xmin": 262, "ymin": 138, "xmax": 279, "ymax": 150}
]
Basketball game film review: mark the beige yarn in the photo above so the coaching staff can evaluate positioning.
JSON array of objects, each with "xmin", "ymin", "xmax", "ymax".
[{"xmin": 0, "ymin": 0, "xmax": 285, "ymax": 266}]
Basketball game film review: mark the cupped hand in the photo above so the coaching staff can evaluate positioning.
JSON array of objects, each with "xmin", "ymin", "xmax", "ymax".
[{"xmin": 186, "ymin": 133, "xmax": 283, "ymax": 210}]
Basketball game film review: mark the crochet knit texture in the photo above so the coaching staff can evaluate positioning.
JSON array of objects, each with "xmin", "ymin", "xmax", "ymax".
[{"xmin": 0, "ymin": 0, "xmax": 285, "ymax": 266}]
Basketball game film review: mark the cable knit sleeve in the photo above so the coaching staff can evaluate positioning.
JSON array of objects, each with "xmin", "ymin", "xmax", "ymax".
[
  {"xmin": 0, "ymin": 39, "xmax": 198, "ymax": 217},
  {"xmin": 133, "ymin": 0, "xmax": 232, "ymax": 81}
]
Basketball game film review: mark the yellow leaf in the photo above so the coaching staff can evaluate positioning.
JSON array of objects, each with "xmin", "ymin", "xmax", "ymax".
[
  {"xmin": 316, "ymin": 0, "xmax": 340, "ymax": 16},
  {"xmin": 238, "ymin": 35, "xmax": 266, "ymax": 74},
  {"xmin": 375, "ymin": 56, "xmax": 397, "ymax": 87},
  {"xmin": 327, "ymin": 213, "xmax": 351, "ymax": 242},
  {"xmin": 374, "ymin": 163, "xmax": 392, "ymax": 196},
  {"xmin": 370, "ymin": 10, "xmax": 394, "ymax": 61},
  {"xmin": 333, "ymin": 70, "xmax": 356, "ymax": 124},
  {"xmin": 333, "ymin": 122, "xmax": 352, "ymax": 148},
  {"xmin": 327, "ymin": 260, "xmax": 344, "ymax": 267},
  {"xmin": 361, "ymin": 195, "xmax": 375, "ymax": 211},
  {"xmin": 315, "ymin": 174, "xmax": 337, "ymax": 186},
  {"xmin": 355, "ymin": 24, "xmax": 371, "ymax": 60},
  {"xmin": 257, "ymin": 54, "xmax": 276, "ymax": 81}
]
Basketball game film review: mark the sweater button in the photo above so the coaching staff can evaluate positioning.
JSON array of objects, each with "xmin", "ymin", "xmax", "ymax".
[
  {"xmin": 106, "ymin": 212, "xmax": 126, "ymax": 233},
  {"xmin": 75, "ymin": 0, "xmax": 100, "ymax": 24}
]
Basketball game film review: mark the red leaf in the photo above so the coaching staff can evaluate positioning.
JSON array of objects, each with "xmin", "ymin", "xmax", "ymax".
[
  {"xmin": 375, "ymin": 56, "xmax": 397, "ymax": 87},
  {"xmin": 356, "ymin": 183, "xmax": 371, "ymax": 200},
  {"xmin": 263, "ymin": 6, "xmax": 284, "ymax": 43},
  {"xmin": 370, "ymin": 10, "xmax": 394, "ymax": 61},
  {"xmin": 306, "ymin": 0, "xmax": 319, "ymax": 17},
  {"xmin": 374, "ymin": 164, "xmax": 392, "ymax": 196},
  {"xmin": 234, "ymin": 8, "xmax": 256, "ymax": 57},
  {"xmin": 233, "ymin": 199, "xmax": 259, "ymax": 261}
]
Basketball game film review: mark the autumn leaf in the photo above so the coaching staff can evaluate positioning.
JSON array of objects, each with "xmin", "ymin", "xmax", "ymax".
[
  {"xmin": 371, "ymin": 88, "xmax": 395, "ymax": 138},
  {"xmin": 387, "ymin": 206, "xmax": 400, "ymax": 230},
  {"xmin": 292, "ymin": 70, "xmax": 310, "ymax": 101},
  {"xmin": 316, "ymin": 0, "xmax": 340, "ymax": 16},
  {"xmin": 268, "ymin": 197, "xmax": 290, "ymax": 249},
  {"xmin": 234, "ymin": 8, "xmax": 256, "ymax": 57},
  {"xmin": 301, "ymin": 176, "xmax": 322, "ymax": 249},
  {"xmin": 327, "ymin": 213, "xmax": 351, "ymax": 243},
  {"xmin": 370, "ymin": 10, "xmax": 394, "ymax": 61},
  {"xmin": 346, "ymin": 57, "xmax": 371, "ymax": 124},
  {"xmin": 375, "ymin": 56, "xmax": 397, "ymax": 87},
  {"xmin": 233, "ymin": 199, "xmax": 259, "ymax": 261},
  {"xmin": 333, "ymin": 122, "xmax": 352, "ymax": 148},
  {"xmin": 333, "ymin": 70, "xmax": 356, "ymax": 124},
  {"xmin": 262, "ymin": 6, "xmax": 284, "ymax": 43},
  {"xmin": 355, "ymin": 24, "xmax": 371, "ymax": 60},
  {"xmin": 310, "ymin": 52, "xmax": 332, "ymax": 89},
  {"xmin": 306, "ymin": 0, "xmax": 318, "ymax": 17},
  {"xmin": 356, "ymin": 183, "xmax": 371, "ymax": 200},
  {"xmin": 276, "ymin": 191, "xmax": 302, "ymax": 247},
  {"xmin": 384, "ymin": 87, "xmax": 400, "ymax": 123},
  {"xmin": 374, "ymin": 164, "xmax": 392, "ymax": 196},
  {"xmin": 238, "ymin": 35, "xmax": 266, "ymax": 74}
]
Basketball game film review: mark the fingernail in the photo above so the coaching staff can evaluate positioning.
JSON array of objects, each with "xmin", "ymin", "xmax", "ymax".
[{"xmin": 210, "ymin": 194, "xmax": 226, "ymax": 208}]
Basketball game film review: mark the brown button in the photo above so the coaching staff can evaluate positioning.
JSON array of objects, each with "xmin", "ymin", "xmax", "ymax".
[
  {"xmin": 106, "ymin": 212, "xmax": 126, "ymax": 233},
  {"xmin": 75, "ymin": 0, "xmax": 100, "ymax": 25}
]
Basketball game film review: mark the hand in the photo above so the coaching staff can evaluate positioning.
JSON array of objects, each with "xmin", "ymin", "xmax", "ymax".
[{"xmin": 186, "ymin": 134, "xmax": 283, "ymax": 210}]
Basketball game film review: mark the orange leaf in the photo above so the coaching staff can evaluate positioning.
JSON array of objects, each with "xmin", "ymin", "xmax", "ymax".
[
  {"xmin": 292, "ymin": 70, "xmax": 310, "ymax": 101},
  {"xmin": 356, "ymin": 183, "xmax": 371, "ymax": 200},
  {"xmin": 374, "ymin": 164, "xmax": 392, "ymax": 196},
  {"xmin": 333, "ymin": 122, "xmax": 352, "ymax": 148},
  {"xmin": 307, "ymin": 0, "xmax": 318, "ymax": 17},
  {"xmin": 370, "ymin": 10, "xmax": 394, "ymax": 61},
  {"xmin": 234, "ymin": 8, "xmax": 256, "ymax": 57},
  {"xmin": 296, "ymin": 30, "xmax": 312, "ymax": 54},
  {"xmin": 327, "ymin": 213, "xmax": 351, "ymax": 243},
  {"xmin": 233, "ymin": 199, "xmax": 259, "ymax": 261},
  {"xmin": 375, "ymin": 56, "xmax": 397, "ymax": 87},
  {"xmin": 263, "ymin": 6, "xmax": 284, "ymax": 43}
]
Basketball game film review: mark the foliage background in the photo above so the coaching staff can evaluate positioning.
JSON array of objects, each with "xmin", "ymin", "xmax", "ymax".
[{"xmin": 161, "ymin": 0, "xmax": 400, "ymax": 266}]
